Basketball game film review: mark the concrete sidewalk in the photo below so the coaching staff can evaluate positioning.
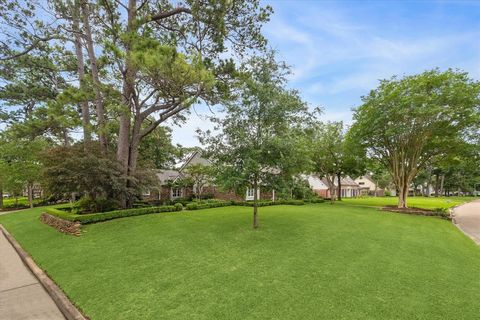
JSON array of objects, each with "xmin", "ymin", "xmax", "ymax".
[
  {"xmin": 0, "ymin": 231, "xmax": 65, "ymax": 320},
  {"xmin": 453, "ymin": 199, "xmax": 480, "ymax": 245}
]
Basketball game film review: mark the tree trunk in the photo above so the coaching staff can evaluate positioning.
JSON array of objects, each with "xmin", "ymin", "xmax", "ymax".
[
  {"xmin": 398, "ymin": 183, "xmax": 408, "ymax": 208},
  {"xmin": 337, "ymin": 173, "xmax": 342, "ymax": 201},
  {"xmin": 117, "ymin": 0, "xmax": 137, "ymax": 208},
  {"xmin": 439, "ymin": 175, "xmax": 445, "ymax": 197},
  {"xmin": 81, "ymin": 0, "xmax": 107, "ymax": 151},
  {"xmin": 253, "ymin": 180, "xmax": 259, "ymax": 229},
  {"xmin": 434, "ymin": 174, "xmax": 439, "ymax": 197},
  {"xmin": 0, "ymin": 184, "xmax": 3, "ymax": 209},
  {"xmin": 27, "ymin": 183, "xmax": 33, "ymax": 208},
  {"xmin": 72, "ymin": 0, "xmax": 91, "ymax": 145}
]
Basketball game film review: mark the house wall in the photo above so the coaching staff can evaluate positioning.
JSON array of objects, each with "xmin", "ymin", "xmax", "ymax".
[{"xmin": 354, "ymin": 176, "xmax": 377, "ymax": 191}]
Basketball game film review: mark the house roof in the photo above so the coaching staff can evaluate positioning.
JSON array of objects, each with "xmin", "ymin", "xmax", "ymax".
[
  {"xmin": 156, "ymin": 169, "xmax": 181, "ymax": 185},
  {"xmin": 319, "ymin": 176, "xmax": 360, "ymax": 188},
  {"xmin": 177, "ymin": 149, "xmax": 211, "ymax": 172},
  {"xmin": 354, "ymin": 175, "xmax": 376, "ymax": 184}
]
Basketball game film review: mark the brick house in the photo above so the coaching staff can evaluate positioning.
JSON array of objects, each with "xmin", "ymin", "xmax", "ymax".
[
  {"xmin": 143, "ymin": 150, "xmax": 275, "ymax": 202},
  {"xmin": 354, "ymin": 175, "xmax": 385, "ymax": 196},
  {"xmin": 306, "ymin": 175, "xmax": 361, "ymax": 199}
]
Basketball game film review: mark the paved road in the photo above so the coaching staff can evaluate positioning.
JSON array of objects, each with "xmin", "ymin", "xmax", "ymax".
[
  {"xmin": 453, "ymin": 199, "xmax": 480, "ymax": 245},
  {"xmin": 0, "ymin": 231, "xmax": 65, "ymax": 320}
]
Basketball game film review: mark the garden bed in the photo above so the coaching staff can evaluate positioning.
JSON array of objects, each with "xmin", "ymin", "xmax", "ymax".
[
  {"xmin": 45, "ymin": 203, "xmax": 183, "ymax": 225},
  {"xmin": 381, "ymin": 205, "xmax": 451, "ymax": 220}
]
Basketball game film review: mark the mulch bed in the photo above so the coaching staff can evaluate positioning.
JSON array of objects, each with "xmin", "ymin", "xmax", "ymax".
[{"xmin": 381, "ymin": 206, "xmax": 451, "ymax": 220}]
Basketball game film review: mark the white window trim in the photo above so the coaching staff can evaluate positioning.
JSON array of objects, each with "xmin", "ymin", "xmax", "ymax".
[
  {"xmin": 246, "ymin": 187, "xmax": 260, "ymax": 201},
  {"xmin": 171, "ymin": 188, "xmax": 183, "ymax": 199}
]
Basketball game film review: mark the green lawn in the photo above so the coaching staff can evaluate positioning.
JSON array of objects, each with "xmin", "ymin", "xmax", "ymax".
[
  {"xmin": 1, "ymin": 204, "xmax": 480, "ymax": 320},
  {"xmin": 1, "ymin": 196, "xmax": 41, "ymax": 209},
  {"xmin": 341, "ymin": 196, "xmax": 476, "ymax": 210}
]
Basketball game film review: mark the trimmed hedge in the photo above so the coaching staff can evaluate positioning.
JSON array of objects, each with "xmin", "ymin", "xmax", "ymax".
[
  {"xmin": 45, "ymin": 204, "xmax": 182, "ymax": 224},
  {"xmin": 233, "ymin": 199, "xmax": 306, "ymax": 206},
  {"xmin": 186, "ymin": 199, "xmax": 312, "ymax": 210},
  {"xmin": 186, "ymin": 201, "xmax": 232, "ymax": 210}
]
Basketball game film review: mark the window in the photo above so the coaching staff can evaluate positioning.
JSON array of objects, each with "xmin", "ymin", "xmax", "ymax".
[
  {"xmin": 142, "ymin": 189, "xmax": 151, "ymax": 197},
  {"xmin": 172, "ymin": 188, "xmax": 182, "ymax": 198},
  {"xmin": 358, "ymin": 182, "xmax": 365, "ymax": 185},
  {"xmin": 247, "ymin": 188, "xmax": 255, "ymax": 198}
]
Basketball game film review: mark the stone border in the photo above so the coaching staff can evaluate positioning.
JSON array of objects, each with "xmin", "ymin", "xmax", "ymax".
[
  {"xmin": 0, "ymin": 224, "xmax": 89, "ymax": 320},
  {"xmin": 40, "ymin": 213, "xmax": 82, "ymax": 236}
]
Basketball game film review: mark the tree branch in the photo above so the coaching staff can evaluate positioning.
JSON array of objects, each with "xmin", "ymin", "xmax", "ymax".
[{"xmin": 149, "ymin": 7, "xmax": 192, "ymax": 22}]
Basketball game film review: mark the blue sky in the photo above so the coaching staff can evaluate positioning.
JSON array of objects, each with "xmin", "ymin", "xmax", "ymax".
[{"xmin": 172, "ymin": 0, "xmax": 480, "ymax": 146}]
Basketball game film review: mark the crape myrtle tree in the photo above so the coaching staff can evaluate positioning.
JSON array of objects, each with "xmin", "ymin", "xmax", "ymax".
[
  {"xmin": 1, "ymin": 0, "xmax": 272, "ymax": 207},
  {"xmin": 199, "ymin": 54, "xmax": 311, "ymax": 228},
  {"xmin": 350, "ymin": 69, "xmax": 480, "ymax": 208}
]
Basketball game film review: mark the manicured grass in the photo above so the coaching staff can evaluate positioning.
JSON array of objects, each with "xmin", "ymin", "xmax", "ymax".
[
  {"xmin": 341, "ymin": 196, "xmax": 476, "ymax": 210},
  {"xmin": 1, "ymin": 204, "xmax": 480, "ymax": 320}
]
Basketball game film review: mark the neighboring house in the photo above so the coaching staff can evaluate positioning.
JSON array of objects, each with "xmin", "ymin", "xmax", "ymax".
[
  {"xmin": 22, "ymin": 183, "xmax": 43, "ymax": 199},
  {"xmin": 143, "ymin": 150, "xmax": 275, "ymax": 202},
  {"xmin": 354, "ymin": 175, "xmax": 384, "ymax": 196},
  {"xmin": 306, "ymin": 175, "xmax": 361, "ymax": 199}
]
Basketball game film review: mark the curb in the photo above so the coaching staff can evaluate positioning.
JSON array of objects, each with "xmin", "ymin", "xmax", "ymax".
[
  {"xmin": 450, "ymin": 200, "xmax": 480, "ymax": 246},
  {"xmin": 0, "ymin": 224, "xmax": 89, "ymax": 320}
]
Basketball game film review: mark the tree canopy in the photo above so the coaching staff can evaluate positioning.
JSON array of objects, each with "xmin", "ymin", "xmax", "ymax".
[{"xmin": 350, "ymin": 69, "xmax": 480, "ymax": 208}]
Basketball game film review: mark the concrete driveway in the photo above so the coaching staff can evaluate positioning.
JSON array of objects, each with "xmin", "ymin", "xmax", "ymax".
[
  {"xmin": 0, "ymin": 231, "xmax": 65, "ymax": 320},
  {"xmin": 453, "ymin": 199, "xmax": 480, "ymax": 245}
]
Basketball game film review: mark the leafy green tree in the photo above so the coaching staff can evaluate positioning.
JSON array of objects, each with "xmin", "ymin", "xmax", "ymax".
[
  {"xmin": 199, "ymin": 54, "xmax": 310, "ymax": 228},
  {"xmin": 41, "ymin": 143, "xmax": 129, "ymax": 207},
  {"xmin": 1, "ymin": 1, "xmax": 273, "ymax": 207},
  {"xmin": 310, "ymin": 121, "xmax": 365, "ymax": 203},
  {"xmin": 0, "ymin": 133, "xmax": 47, "ymax": 208},
  {"xmin": 138, "ymin": 126, "xmax": 182, "ymax": 169},
  {"xmin": 350, "ymin": 69, "xmax": 480, "ymax": 208},
  {"xmin": 182, "ymin": 164, "xmax": 214, "ymax": 200}
]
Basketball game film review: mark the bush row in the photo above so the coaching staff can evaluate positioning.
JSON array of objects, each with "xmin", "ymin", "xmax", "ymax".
[
  {"xmin": 186, "ymin": 201, "xmax": 232, "ymax": 210},
  {"xmin": 46, "ymin": 203, "xmax": 183, "ymax": 224},
  {"xmin": 185, "ymin": 198, "xmax": 325, "ymax": 210},
  {"xmin": 233, "ymin": 199, "xmax": 307, "ymax": 206}
]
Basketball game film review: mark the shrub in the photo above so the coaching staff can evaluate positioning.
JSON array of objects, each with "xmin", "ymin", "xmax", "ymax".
[
  {"xmin": 77, "ymin": 197, "xmax": 119, "ymax": 213},
  {"xmin": 45, "ymin": 204, "xmax": 182, "ymax": 224},
  {"xmin": 174, "ymin": 203, "xmax": 184, "ymax": 211},
  {"xmin": 186, "ymin": 200, "xmax": 232, "ymax": 210},
  {"xmin": 433, "ymin": 207, "xmax": 451, "ymax": 219},
  {"xmin": 232, "ymin": 200, "xmax": 306, "ymax": 206},
  {"xmin": 305, "ymin": 198, "xmax": 325, "ymax": 204}
]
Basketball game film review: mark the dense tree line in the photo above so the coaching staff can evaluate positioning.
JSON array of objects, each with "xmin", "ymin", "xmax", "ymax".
[{"xmin": 1, "ymin": 1, "xmax": 479, "ymax": 223}]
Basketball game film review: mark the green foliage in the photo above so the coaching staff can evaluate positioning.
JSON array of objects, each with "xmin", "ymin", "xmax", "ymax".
[
  {"xmin": 350, "ymin": 69, "xmax": 480, "ymax": 207},
  {"xmin": 0, "ymin": 132, "xmax": 47, "ymax": 206},
  {"xmin": 186, "ymin": 200, "xmax": 232, "ymax": 210},
  {"xmin": 234, "ymin": 199, "xmax": 306, "ymax": 207},
  {"xmin": 199, "ymin": 53, "xmax": 311, "ymax": 198},
  {"xmin": 138, "ymin": 126, "xmax": 182, "ymax": 169},
  {"xmin": 181, "ymin": 163, "xmax": 215, "ymax": 199},
  {"xmin": 46, "ymin": 204, "xmax": 182, "ymax": 224},
  {"xmin": 41, "ymin": 143, "xmax": 128, "ymax": 201},
  {"xmin": 77, "ymin": 196, "xmax": 119, "ymax": 213},
  {"xmin": 310, "ymin": 121, "xmax": 366, "ymax": 200}
]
